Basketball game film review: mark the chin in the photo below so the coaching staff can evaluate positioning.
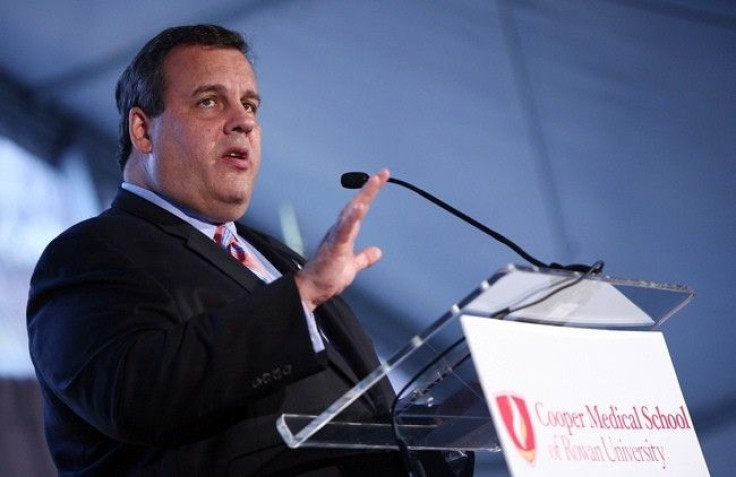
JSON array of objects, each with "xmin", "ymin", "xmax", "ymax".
[{"xmin": 220, "ymin": 199, "xmax": 250, "ymax": 221}]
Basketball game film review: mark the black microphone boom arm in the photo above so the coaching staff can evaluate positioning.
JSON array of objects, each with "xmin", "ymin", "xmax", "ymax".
[{"xmin": 340, "ymin": 171, "xmax": 600, "ymax": 273}]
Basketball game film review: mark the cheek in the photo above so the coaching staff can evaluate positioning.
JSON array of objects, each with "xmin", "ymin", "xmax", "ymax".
[
  {"xmin": 250, "ymin": 129, "xmax": 263, "ymax": 161},
  {"xmin": 164, "ymin": 116, "xmax": 211, "ymax": 149}
]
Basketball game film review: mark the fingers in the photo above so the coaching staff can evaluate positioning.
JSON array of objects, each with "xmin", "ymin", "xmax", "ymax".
[
  {"xmin": 353, "ymin": 168, "xmax": 389, "ymax": 212},
  {"xmin": 333, "ymin": 169, "xmax": 390, "ymax": 245},
  {"xmin": 354, "ymin": 245, "xmax": 383, "ymax": 271},
  {"xmin": 294, "ymin": 169, "xmax": 389, "ymax": 310}
]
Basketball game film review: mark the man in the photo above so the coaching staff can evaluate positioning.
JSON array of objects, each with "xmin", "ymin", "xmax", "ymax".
[{"xmin": 27, "ymin": 25, "xmax": 470, "ymax": 476}]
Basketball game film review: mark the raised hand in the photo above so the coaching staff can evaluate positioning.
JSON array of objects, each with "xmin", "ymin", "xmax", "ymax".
[{"xmin": 294, "ymin": 169, "xmax": 390, "ymax": 311}]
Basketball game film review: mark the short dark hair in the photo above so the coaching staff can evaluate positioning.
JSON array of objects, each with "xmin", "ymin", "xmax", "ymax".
[{"xmin": 115, "ymin": 24, "xmax": 251, "ymax": 170}]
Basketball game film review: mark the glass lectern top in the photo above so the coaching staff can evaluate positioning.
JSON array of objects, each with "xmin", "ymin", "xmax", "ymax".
[{"xmin": 277, "ymin": 264, "xmax": 694, "ymax": 452}]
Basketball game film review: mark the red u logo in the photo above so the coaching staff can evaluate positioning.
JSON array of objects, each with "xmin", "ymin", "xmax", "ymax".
[{"xmin": 496, "ymin": 394, "xmax": 537, "ymax": 465}]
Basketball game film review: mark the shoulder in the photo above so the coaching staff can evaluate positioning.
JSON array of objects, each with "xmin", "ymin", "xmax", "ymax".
[
  {"xmin": 32, "ymin": 204, "xmax": 175, "ymax": 282},
  {"xmin": 41, "ymin": 207, "xmax": 150, "ymax": 251}
]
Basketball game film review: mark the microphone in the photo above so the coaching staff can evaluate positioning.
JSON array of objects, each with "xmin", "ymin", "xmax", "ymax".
[
  {"xmin": 340, "ymin": 171, "xmax": 600, "ymax": 273},
  {"xmin": 340, "ymin": 172, "xmax": 371, "ymax": 189}
]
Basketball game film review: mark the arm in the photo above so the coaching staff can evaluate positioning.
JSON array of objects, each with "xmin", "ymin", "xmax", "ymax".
[
  {"xmin": 27, "ymin": 222, "xmax": 324, "ymax": 446},
  {"xmin": 28, "ymin": 169, "xmax": 390, "ymax": 447}
]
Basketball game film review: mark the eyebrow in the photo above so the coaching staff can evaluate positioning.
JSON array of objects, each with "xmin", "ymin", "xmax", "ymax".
[{"xmin": 190, "ymin": 84, "xmax": 261, "ymax": 104}]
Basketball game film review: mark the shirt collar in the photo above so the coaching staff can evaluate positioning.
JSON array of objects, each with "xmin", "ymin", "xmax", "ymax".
[{"xmin": 121, "ymin": 182, "xmax": 236, "ymax": 239}]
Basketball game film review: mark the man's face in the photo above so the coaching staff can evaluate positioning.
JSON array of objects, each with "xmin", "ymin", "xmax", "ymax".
[{"xmin": 139, "ymin": 45, "xmax": 261, "ymax": 222}]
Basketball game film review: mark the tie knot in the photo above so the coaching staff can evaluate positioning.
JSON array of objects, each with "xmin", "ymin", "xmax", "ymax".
[
  {"xmin": 213, "ymin": 224, "xmax": 236, "ymax": 248},
  {"xmin": 212, "ymin": 225, "xmax": 272, "ymax": 282}
]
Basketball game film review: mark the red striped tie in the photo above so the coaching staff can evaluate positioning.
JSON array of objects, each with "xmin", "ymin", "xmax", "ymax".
[{"xmin": 213, "ymin": 225, "xmax": 271, "ymax": 280}]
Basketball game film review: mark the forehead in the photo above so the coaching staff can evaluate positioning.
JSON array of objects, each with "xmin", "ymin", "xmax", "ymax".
[{"xmin": 161, "ymin": 45, "xmax": 257, "ymax": 93}]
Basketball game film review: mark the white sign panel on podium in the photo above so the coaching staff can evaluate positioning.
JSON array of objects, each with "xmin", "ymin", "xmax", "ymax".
[{"xmin": 460, "ymin": 317, "xmax": 709, "ymax": 476}]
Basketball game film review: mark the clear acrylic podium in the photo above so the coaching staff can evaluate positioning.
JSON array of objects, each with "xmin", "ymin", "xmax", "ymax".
[{"xmin": 277, "ymin": 264, "xmax": 694, "ymax": 454}]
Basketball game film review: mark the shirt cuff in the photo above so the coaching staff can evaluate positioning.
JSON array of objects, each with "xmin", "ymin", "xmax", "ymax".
[{"xmin": 302, "ymin": 302, "xmax": 325, "ymax": 353}]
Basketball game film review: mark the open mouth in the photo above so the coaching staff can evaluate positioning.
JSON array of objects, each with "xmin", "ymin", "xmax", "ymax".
[
  {"xmin": 224, "ymin": 149, "xmax": 248, "ymax": 160},
  {"xmin": 221, "ymin": 148, "xmax": 250, "ymax": 168}
]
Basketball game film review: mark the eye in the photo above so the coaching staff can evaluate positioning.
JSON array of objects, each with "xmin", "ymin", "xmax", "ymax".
[
  {"xmin": 243, "ymin": 101, "xmax": 259, "ymax": 114},
  {"xmin": 199, "ymin": 97, "xmax": 218, "ymax": 108}
]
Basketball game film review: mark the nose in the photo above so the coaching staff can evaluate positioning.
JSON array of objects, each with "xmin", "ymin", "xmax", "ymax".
[{"xmin": 224, "ymin": 103, "xmax": 257, "ymax": 135}]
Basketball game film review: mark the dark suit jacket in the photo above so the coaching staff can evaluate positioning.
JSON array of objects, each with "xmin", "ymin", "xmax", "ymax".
[{"xmin": 27, "ymin": 189, "xmax": 423, "ymax": 476}]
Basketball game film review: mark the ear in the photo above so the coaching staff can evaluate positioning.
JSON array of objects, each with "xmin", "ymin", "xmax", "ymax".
[{"xmin": 129, "ymin": 106, "xmax": 154, "ymax": 153}]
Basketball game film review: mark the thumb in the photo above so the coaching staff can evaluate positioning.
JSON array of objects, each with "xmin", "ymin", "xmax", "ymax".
[{"xmin": 354, "ymin": 246, "xmax": 383, "ymax": 271}]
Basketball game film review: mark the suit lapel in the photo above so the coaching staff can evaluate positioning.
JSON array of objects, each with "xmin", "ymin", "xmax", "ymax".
[
  {"xmin": 111, "ymin": 189, "xmax": 263, "ymax": 292},
  {"xmin": 236, "ymin": 224, "xmax": 304, "ymax": 274},
  {"xmin": 180, "ymin": 227, "xmax": 264, "ymax": 291}
]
